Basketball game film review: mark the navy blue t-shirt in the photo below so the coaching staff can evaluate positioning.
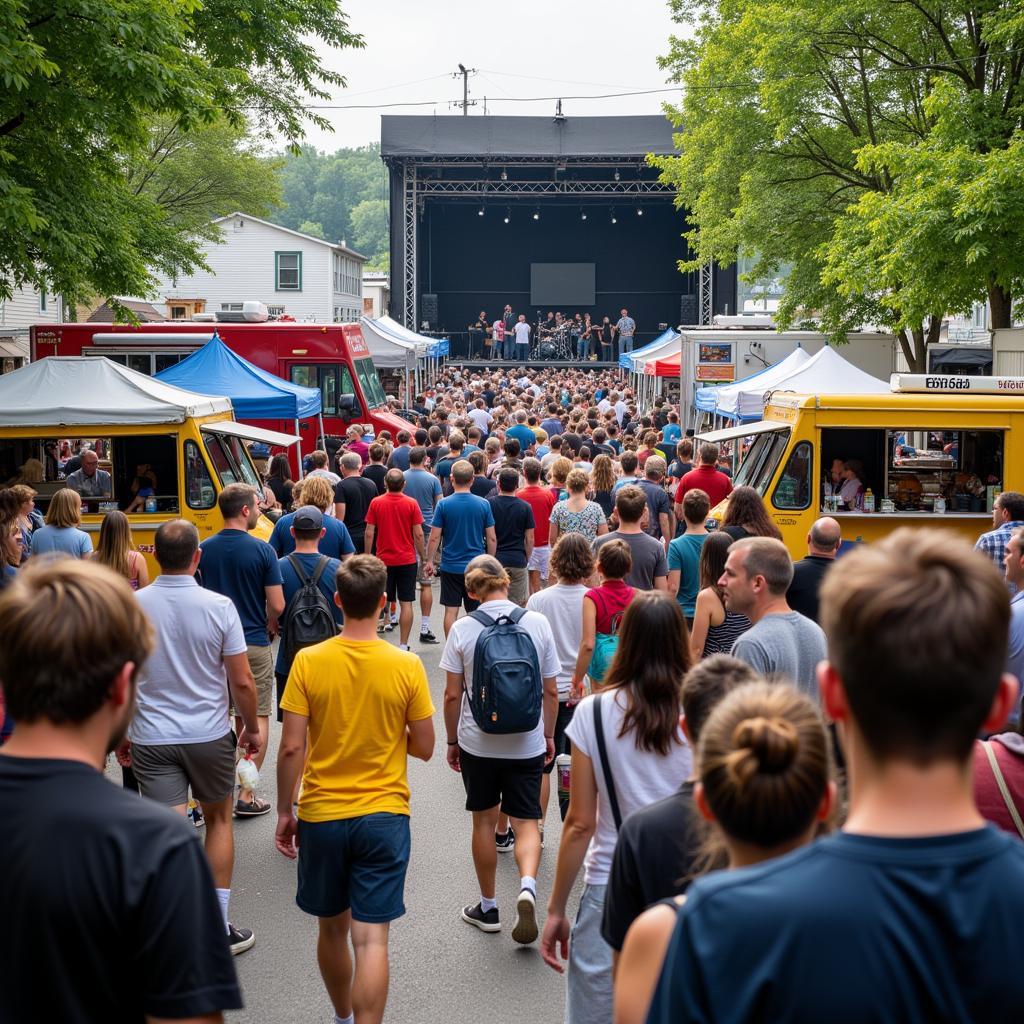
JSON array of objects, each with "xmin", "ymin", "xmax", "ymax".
[
  {"xmin": 487, "ymin": 493, "xmax": 535, "ymax": 569},
  {"xmin": 387, "ymin": 445, "xmax": 412, "ymax": 472},
  {"xmin": 507, "ymin": 423, "xmax": 537, "ymax": 454},
  {"xmin": 647, "ymin": 828, "xmax": 1024, "ymax": 1024},
  {"xmin": 275, "ymin": 553, "xmax": 343, "ymax": 675},
  {"xmin": 199, "ymin": 529, "xmax": 283, "ymax": 646},
  {"xmin": 433, "ymin": 492, "xmax": 494, "ymax": 574},
  {"xmin": 269, "ymin": 512, "xmax": 356, "ymax": 560}
]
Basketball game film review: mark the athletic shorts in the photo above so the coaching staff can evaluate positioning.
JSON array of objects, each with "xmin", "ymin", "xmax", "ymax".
[
  {"xmin": 506, "ymin": 566, "xmax": 529, "ymax": 607},
  {"xmin": 296, "ymin": 812, "xmax": 411, "ymax": 922},
  {"xmin": 542, "ymin": 701, "xmax": 577, "ymax": 775},
  {"xmin": 459, "ymin": 748, "xmax": 545, "ymax": 819},
  {"xmin": 131, "ymin": 731, "xmax": 236, "ymax": 807},
  {"xmin": 527, "ymin": 544, "xmax": 551, "ymax": 580},
  {"xmin": 386, "ymin": 562, "xmax": 418, "ymax": 603},
  {"xmin": 440, "ymin": 570, "xmax": 481, "ymax": 611},
  {"xmin": 246, "ymin": 644, "xmax": 275, "ymax": 717}
]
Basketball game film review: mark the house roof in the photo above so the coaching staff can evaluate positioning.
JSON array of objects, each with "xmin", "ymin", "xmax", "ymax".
[
  {"xmin": 87, "ymin": 299, "xmax": 164, "ymax": 323},
  {"xmin": 212, "ymin": 213, "xmax": 367, "ymax": 261}
]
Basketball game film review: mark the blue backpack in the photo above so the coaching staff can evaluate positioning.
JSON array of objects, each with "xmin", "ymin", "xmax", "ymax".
[{"xmin": 466, "ymin": 608, "xmax": 543, "ymax": 735}]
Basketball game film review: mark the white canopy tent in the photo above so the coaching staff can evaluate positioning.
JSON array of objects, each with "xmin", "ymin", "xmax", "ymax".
[
  {"xmin": 359, "ymin": 315, "xmax": 437, "ymax": 404},
  {"xmin": 694, "ymin": 347, "xmax": 812, "ymax": 423},
  {"xmin": 0, "ymin": 356, "xmax": 233, "ymax": 426},
  {"xmin": 738, "ymin": 344, "xmax": 890, "ymax": 418}
]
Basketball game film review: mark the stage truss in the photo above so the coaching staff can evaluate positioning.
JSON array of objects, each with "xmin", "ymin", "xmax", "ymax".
[{"xmin": 387, "ymin": 155, "xmax": 678, "ymax": 330}]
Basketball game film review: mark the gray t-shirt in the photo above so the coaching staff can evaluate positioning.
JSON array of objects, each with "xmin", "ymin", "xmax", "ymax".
[
  {"xmin": 593, "ymin": 530, "xmax": 668, "ymax": 591},
  {"xmin": 730, "ymin": 611, "xmax": 827, "ymax": 699}
]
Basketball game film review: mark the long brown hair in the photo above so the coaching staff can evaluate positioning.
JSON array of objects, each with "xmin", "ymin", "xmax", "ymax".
[
  {"xmin": 590, "ymin": 454, "xmax": 616, "ymax": 493},
  {"xmin": 699, "ymin": 531, "xmax": 733, "ymax": 600},
  {"xmin": 721, "ymin": 486, "xmax": 783, "ymax": 540},
  {"xmin": 95, "ymin": 510, "xmax": 133, "ymax": 580},
  {"xmin": 603, "ymin": 591, "xmax": 692, "ymax": 755}
]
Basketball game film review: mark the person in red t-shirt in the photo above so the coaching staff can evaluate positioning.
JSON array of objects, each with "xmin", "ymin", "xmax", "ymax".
[
  {"xmin": 517, "ymin": 457, "xmax": 558, "ymax": 595},
  {"xmin": 675, "ymin": 442, "xmax": 733, "ymax": 520},
  {"xmin": 364, "ymin": 470, "xmax": 427, "ymax": 650}
]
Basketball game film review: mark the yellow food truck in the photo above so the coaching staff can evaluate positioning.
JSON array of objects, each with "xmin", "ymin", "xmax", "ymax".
[
  {"xmin": 0, "ymin": 357, "xmax": 296, "ymax": 576},
  {"xmin": 698, "ymin": 374, "xmax": 1024, "ymax": 558}
]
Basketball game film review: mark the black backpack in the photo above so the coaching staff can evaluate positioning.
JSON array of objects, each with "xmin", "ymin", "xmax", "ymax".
[
  {"xmin": 466, "ymin": 608, "xmax": 543, "ymax": 735},
  {"xmin": 282, "ymin": 554, "xmax": 338, "ymax": 669}
]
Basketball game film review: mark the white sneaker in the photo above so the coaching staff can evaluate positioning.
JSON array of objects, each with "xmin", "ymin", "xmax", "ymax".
[{"xmin": 512, "ymin": 889, "xmax": 538, "ymax": 945}]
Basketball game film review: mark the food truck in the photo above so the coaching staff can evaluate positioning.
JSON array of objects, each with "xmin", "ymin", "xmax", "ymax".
[
  {"xmin": 698, "ymin": 375, "xmax": 1024, "ymax": 557},
  {"xmin": 0, "ymin": 357, "xmax": 294, "ymax": 577}
]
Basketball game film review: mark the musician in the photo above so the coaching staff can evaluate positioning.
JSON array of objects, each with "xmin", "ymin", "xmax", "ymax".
[
  {"xmin": 539, "ymin": 311, "xmax": 557, "ymax": 337},
  {"xmin": 468, "ymin": 310, "xmax": 489, "ymax": 358},
  {"xmin": 582, "ymin": 313, "xmax": 594, "ymax": 360},
  {"xmin": 501, "ymin": 304, "xmax": 515, "ymax": 341},
  {"xmin": 614, "ymin": 307, "xmax": 636, "ymax": 354},
  {"xmin": 597, "ymin": 315, "xmax": 615, "ymax": 360},
  {"xmin": 572, "ymin": 314, "xmax": 587, "ymax": 360},
  {"xmin": 492, "ymin": 317, "xmax": 507, "ymax": 360}
]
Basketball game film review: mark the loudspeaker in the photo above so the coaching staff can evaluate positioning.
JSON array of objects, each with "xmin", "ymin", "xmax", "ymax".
[
  {"xmin": 679, "ymin": 294, "xmax": 698, "ymax": 325},
  {"xmin": 421, "ymin": 293, "xmax": 438, "ymax": 325}
]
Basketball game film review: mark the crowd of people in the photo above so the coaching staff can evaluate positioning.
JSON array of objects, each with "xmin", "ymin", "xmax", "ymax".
[{"xmin": 2, "ymin": 363, "xmax": 1024, "ymax": 1024}]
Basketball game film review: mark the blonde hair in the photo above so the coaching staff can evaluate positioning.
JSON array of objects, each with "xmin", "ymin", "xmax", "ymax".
[
  {"xmin": 95, "ymin": 510, "xmax": 134, "ymax": 580},
  {"xmin": 549, "ymin": 457, "xmax": 573, "ymax": 486},
  {"xmin": 296, "ymin": 475, "xmax": 333, "ymax": 512},
  {"xmin": 590, "ymin": 454, "xmax": 616, "ymax": 493},
  {"xmin": 16, "ymin": 459, "xmax": 45, "ymax": 484},
  {"xmin": 45, "ymin": 488, "xmax": 82, "ymax": 528},
  {"xmin": 464, "ymin": 554, "xmax": 510, "ymax": 599},
  {"xmin": 566, "ymin": 468, "xmax": 589, "ymax": 494},
  {"xmin": 9, "ymin": 484, "xmax": 37, "ymax": 506}
]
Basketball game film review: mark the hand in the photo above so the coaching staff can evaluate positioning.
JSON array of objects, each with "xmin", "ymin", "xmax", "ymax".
[
  {"xmin": 570, "ymin": 679, "xmax": 585, "ymax": 702},
  {"xmin": 423, "ymin": 561, "xmax": 436, "ymax": 579},
  {"xmin": 237, "ymin": 727, "xmax": 261, "ymax": 759},
  {"xmin": 544, "ymin": 737, "xmax": 555, "ymax": 765},
  {"xmin": 540, "ymin": 912, "xmax": 570, "ymax": 972},
  {"xmin": 114, "ymin": 739, "xmax": 132, "ymax": 768},
  {"xmin": 275, "ymin": 812, "xmax": 299, "ymax": 859},
  {"xmin": 446, "ymin": 744, "xmax": 461, "ymax": 772}
]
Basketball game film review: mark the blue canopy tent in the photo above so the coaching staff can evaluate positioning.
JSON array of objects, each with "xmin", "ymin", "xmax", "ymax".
[
  {"xmin": 618, "ymin": 327, "xmax": 678, "ymax": 371},
  {"xmin": 155, "ymin": 332, "xmax": 322, "ymax": 472}
]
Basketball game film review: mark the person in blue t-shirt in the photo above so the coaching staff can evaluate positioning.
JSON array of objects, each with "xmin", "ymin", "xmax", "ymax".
[
  {"xmin": 269, "ymin": 483, "xmax": 356, "ymax": 562},
  {"xmin": 403, "ymin": 447, "xmax": 443, "ymax": 642},
  {"xmin": 199, "ymin": 483, "xmax": 284, "ymax": 816},
  {"xmin": 639, "ymin": 530, "xmax": 1024, "ymax": 1024},
  {"xmin": 506, "ymin": 413, "xmax": 537, "ymax": 456},
  {"xmin": 661, "ymin": 411, "xmax": 682, "ymax": 446},
  {"xmin": 274, "ymin": 506, "xmax": 342, "ymax": 719},
  {"xmin": 425, "ymin": 460, "xmax": 495, "ymax": 638}
]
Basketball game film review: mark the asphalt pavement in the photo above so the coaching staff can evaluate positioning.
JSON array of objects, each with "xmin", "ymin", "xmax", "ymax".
[{"xmin": 220, "ymin": 597, "xmax": 576, "ymax": 1024}]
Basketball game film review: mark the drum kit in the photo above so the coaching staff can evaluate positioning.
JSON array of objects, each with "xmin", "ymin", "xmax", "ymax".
[{"xmin": 533, "ymin": 323, "xmax": 574, "ymax": 360}]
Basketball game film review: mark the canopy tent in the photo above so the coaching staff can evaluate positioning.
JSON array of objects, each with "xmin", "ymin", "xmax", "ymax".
[
  {"xmin": 154, "ymin": 333, "xmax": 321, "ymax": 420},
  {"xmin": 0, "ymin": 356, "xmax": 232, "ymax": 426},
  {"xmin": 360, "ymin": 315, "xmax": 450, "ymax": 403},
  {"xmin": 736, "ymin": 344, "xmax": 890, "ymax": 419},
  {"xmin": 694, "ymin": 347, "xmax": 812, "ymax": 420},
  {"xmin": 619, "ymin": 327, "xmax": 678, "ymax": 371},
  {"xmin": 644, "ymin": 350, "xmax": 682, "ymax": 377}
]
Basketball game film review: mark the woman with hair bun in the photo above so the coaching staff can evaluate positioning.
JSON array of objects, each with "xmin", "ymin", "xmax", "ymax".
[{"xmin": 614, "ymin": 681, "xmax": 834, "ymax": 1024}]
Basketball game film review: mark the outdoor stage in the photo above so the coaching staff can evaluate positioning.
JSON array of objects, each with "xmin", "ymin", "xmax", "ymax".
[
  {"xmin": 444, "ymin": 359, "xmax": 623, "ymax": 373},
  {"xmin": 381, "ymin": 115, "xmax": 736, "ymax": 345}
]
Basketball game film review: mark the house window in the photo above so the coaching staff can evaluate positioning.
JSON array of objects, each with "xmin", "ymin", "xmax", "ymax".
[
  {"xmin": 170, "ymin": 306, "xmax": 187, "ymax": 319},
  {"xmin": 39, "ymin": 291, "xmax": 47, "ymax": 312},
  {"xmin": 276, "ymin": 251, "xmax": 302, "ymax": 291},
  {"xmin": 220, "ymin": 303, "xmax": 244, "ymax": 312}
]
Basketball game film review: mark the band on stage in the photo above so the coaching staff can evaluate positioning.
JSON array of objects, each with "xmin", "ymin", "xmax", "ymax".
[{"xmin": 464, "ymin": 306, "xmax": 636, "ymax": 361}]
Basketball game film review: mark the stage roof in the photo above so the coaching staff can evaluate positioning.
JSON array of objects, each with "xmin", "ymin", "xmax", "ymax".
[{"xmin": 380, "ymin": 115, "xmax": 678, "ymax": 159}]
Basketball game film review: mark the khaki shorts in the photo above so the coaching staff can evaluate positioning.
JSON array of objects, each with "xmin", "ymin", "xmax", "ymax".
[
  {"xmin": 506, "ymin": 567, "xmax": 529, "ymax": 607},
  {"xmin": 247, "ymin": 644, "xmax": 275, "ymax": 717}
]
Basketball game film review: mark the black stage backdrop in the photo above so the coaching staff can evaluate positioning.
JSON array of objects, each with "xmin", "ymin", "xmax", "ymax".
[{"xmin": 416, "ymin": 200, "xmax": 736, "ymax": 346}]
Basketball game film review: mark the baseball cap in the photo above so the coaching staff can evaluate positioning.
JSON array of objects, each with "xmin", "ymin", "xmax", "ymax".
[{"xmin": 293, "ymin": 505, "xmax": 324, "ymax": 531}]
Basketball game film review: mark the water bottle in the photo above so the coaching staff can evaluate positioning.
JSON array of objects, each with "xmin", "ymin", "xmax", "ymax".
[
  {"xmin": 863, "ymin": 488, "xmax": 874, "ymax": 513},
  {"xmin": 236, "ymin": 753, "xmax": 260, "ymax": 791}
]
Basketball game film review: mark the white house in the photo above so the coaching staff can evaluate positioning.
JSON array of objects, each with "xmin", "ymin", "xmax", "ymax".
[
  {"xmin": 150, "ymin": 213, "xmax": 366, "ymax": 323},
  {"xmin": 0, "ymin": 283, "xmax": 65, "ymax": 374},
  {"xmin": 362, "ymin": 271, "xmax": 390, "ymax": 319}
]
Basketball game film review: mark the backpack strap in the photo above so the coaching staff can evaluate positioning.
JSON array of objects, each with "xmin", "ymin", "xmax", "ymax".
[
  {"xmin": 309, "ymin": 555, "xmax": 331, "ymax": 588},
  {"xmin": 468, "ymin": 610, "xmax": 497, "ymax": 629},
  {"xmin": 592, "ymin": 693, "xmax": 623, "ymax": 831},
  {"xmin": 982, "ymin": 741, "xmax": 1024, "ymax": 840},
  {"xmin": 507, "ymin": 607, "xmax": 528, "ymax": 625},
  {"xmin": 286, "ymin": 553, "xmax": 309, "ymax": 584}
]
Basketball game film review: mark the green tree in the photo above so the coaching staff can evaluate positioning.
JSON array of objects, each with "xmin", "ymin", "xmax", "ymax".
[
  {"xmin": 350, "ymin": 199, "xmax": 389, "ymax": 267},
  {"xmin": 0, "ymin": 0, "xmax": 362, "ymax": 307},
  {"xmin": 298, "ymin": 220, "xmax": 326, "ymax": 239},
  {"xmin": 656, "ymin": 0, "xmax": 1024, "ymax": 370}
]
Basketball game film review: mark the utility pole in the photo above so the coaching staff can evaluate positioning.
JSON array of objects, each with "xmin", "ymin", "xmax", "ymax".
[{"xmin": 455, "ymin": 63, "xmax": 477, "ymax": 115}]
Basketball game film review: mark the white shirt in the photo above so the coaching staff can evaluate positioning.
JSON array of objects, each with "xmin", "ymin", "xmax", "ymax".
[
  {"xmin": 598, "ymin": 399, "xmax": 612, "ymax": 416},
  {"xmin": 130, "ymin": 576, "xmax": 247, "ymax": 745},
  {"xmin": 614, "ymin": 400, "xmax": 628, "ymax": 424},
  {"xmin": 439, "ymin": 598, "xmax": 560, "ymax": 759},
  {"xmin": 566, "ymin": 690, "xmax": 692, "ymax": 885},
  {"xmin": 526, "ymin": 584, "xmax": 588, "ymax": 697},
  {"xmin": 468, "ymin": 407, "xmax": 493, "ymax": 432},
  {"xmin": 513, "ymin": 322, "xmax": 531, "ymax": 345}
]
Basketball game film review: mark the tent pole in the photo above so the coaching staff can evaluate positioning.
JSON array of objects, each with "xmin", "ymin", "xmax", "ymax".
[
  {"xmin": 318, "ymin": 413, "xmax": 326, "ymax": 450},
  {"xmin": 295, "ymin": 419, "xmax": 304, "ymax": 479}
]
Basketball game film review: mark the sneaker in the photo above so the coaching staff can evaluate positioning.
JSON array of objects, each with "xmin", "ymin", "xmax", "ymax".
[
  {"xmin": 385, "ymin": 620, "xmax": 396, "ymax": 633},
  {"xmin": 233, "ymin": 795, "xmax": 272, "ymax": 818},
  {"xmin": 227, "ymin": 923, "xmax": 256, "ymax": 955},
  {"xmin": 512, "ymin": 889, "xmax": 539, "ymax": 945},
  {"xmin": 377, "ymin": 618, "xmax": 387, "ymax": 634},
  {"xmin": 419, "ymin": 630, "xmax": 440, "ymax": 645},
  {"xmin": 188, "ymin": 802, "xmax": 205, "ymax": 829},
  {"xmin": 495, "ymin": 826, "xmax": 516, "ymax": 853},
  {"xmin": 461, "ymin": 902, "xmax": 501, "ymax": 933}
]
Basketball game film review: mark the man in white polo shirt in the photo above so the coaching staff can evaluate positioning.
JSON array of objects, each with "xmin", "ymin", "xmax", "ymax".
[{"xmin": 128, "ymin": 519, "xmax": 262, "ymax": 956}]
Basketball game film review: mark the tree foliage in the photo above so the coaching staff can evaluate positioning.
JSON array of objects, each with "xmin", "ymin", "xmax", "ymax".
[
  {"xmin": 657, "ymin": 1, "xmax": 1024, "ymax": 370},
  {"xmin": 274, "ymin": 143, "xmax": 389, "ymax": 267},
  {"xmin": 0, "ymin": 0, "xmax": 362, "ymax": 306}
]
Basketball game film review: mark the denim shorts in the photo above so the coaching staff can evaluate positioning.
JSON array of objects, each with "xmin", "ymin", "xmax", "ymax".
[
  {"xmin": 566, "ymin": 883, "xmax": 612, "ymax": 1024},
  {"xmin": 296, "ymin": 812, "xmax": 411, "ymax": 922}
]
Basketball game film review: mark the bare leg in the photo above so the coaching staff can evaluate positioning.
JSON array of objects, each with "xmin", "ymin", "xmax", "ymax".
[
  {"xmin": 528, "ymin": 569, "xmax": 540, "ymax": 596},
  {"xmin": 470, "ymin": 807, "xmax": 501, "ymax": 899},
  {"xmin": 351, "ymin": 920, "xmax": 392, "ymax": 1024},
  {"xmin": 419, "ymin": 580, "xmax": 433, "ymax": 625},
  {"xmin": 200, "ymin": 795, "xmax": 235, "ymax": 888},
  {"xmin": 443, "ymin": 605, "xmax": 459, "ymax": 638},
  {"xmin": 539, "ymin": 774, "xmax": 551, "ymax": 827},
  {"xmin": 398, "ymin": 600, "xmax": 413, "ymax": 646},
  {"xmin": 509, "ymin": 817, "xmax": 541, "ymax": 882},
  {"xmin": 318, "ymin": 911, "xmax": 353, "ymax": 1020},
  {"xmin": 496, "ymin": 813, "xmax": 510, "ymax": 836}
]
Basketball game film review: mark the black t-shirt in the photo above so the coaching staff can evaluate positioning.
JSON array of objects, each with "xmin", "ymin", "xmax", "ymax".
[
  {"xmin": 786, "ymin": 554, "xmax": 835, "ymax": 623},
  {"xmin": 334, "ymin": 475, "xmax": 379, "ymax": 542},
  {"xmin": 362, "ymin": 463, "xmax": 387, "ymax": 495},
  {"xmin": 487, "ymin": 494, "xmax": 535, "ymax": 568},
  {"xmin": 482, "ymin": 389, "xmax": 496, "ymax": 408},
  {"xmin": 471, "ymin": 475, "xmax": 497, "ymax": 499},
  {"xmin": 561, "ymin": 432, "xmax": 583, "ymax": 456},
  {"xmin": 602, "ymin": 781, "xmax": 701, "ymax": 951},
  {"xmin": 267, "ymin": 475, "xmax": 293, "ymax": 507},
  {"xmin": 0, "ymin": 756, "xmax": 241, "ymax": 1022}
]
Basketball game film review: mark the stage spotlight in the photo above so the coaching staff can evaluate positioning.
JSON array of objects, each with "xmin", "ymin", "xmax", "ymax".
[
  {"xmin": 611, "ymin": 207, "xmax": 618, "ymax": 224},
  {"xmin": 581, "ymin": 208, "xmax": 587, "ymax": 221},
  {"xmin": 533, "ymin": 207, "xmax": 540, "ymax": 221},
  {"xmin": 500, "ymin": 168, "xmax": 508, "ymax": 181},
  {"xmin": 614, "ymin": 168, "xmax": 620, "ymax": 182},
  {"xmin": 503, "ymin": 207, "xmax": 510, "ymax": 224},
  {"xmin": 636, "ymin": 206, "xmax": 643, "ymax": 216},
  {"xmin": 478, "ymin": 205, "xmax": 485, "ymax": 216}
]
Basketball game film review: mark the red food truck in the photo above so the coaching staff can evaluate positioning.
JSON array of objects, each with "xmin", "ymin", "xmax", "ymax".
[{"xmin": 31, "ymin": 320, "xmax": 415, "ymax": 471}]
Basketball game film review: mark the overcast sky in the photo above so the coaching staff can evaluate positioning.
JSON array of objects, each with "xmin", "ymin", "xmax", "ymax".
[{"xmin": 284, "ymin": 0, "xmax": 686, "ymax": 152}]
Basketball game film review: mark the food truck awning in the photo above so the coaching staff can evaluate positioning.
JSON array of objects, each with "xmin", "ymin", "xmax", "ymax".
[
  {"xmin": 201, "ymin": 420, "xmax": 301, "ymax": 449},
  {"xmin": 696, "ymin": 420, "xmax": 791, "ymax": 445},
  {"xmin": 0, "ymin": 356, "xmax": 233, "ymax": 426}
]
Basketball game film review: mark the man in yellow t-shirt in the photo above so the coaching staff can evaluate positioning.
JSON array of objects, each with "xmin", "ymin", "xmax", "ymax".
[{"xmin": 275, "ymin": 555, "xmax": 435, "ymax": 1024}]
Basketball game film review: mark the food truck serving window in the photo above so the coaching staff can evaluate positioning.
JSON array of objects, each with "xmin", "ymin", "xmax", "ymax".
[
  {"xmin": 202, "ymin": 432, "xmax": 263, "ymax": 491},
  {"xmin": 185, "ymin": 440, "xmax": 216, "ymax": 510},
  {"xmin": 733, "ymin": 429, "xmax": 792, "ymax": 494},
  {"xmin": 772, "ymin": 441, "xmax": 813, "ymax": 511},
  {"xmin": 0, "ymin": 435, "xmax": 180, "ymax": 515},
  {"xmin": 354, "ymin": 357, "xmax": 387, "ymax": 409}
]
